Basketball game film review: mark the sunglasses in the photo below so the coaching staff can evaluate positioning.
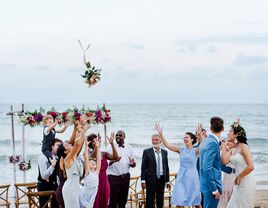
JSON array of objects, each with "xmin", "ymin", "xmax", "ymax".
[{"xmin": 116, "ymin": 134, "xmax": 123, "ymax": 137}]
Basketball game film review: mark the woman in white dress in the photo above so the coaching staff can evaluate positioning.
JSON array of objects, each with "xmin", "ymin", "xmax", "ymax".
[
  {"xmin": 79, "ymin": 136, "xmax": 101, "ymax": 208},
  {"xmin": 221, "ymin": 121, "xmax": 256, "ymax": 208}
]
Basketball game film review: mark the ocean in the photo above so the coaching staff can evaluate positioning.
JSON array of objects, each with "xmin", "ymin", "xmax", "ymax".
[{"xmin": 1, "ymin": 103, "xmax": 268, "ymax": 193}]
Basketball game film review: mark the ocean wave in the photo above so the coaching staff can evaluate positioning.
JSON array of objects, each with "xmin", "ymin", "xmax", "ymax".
[{"xmin": 0, "ymin": 139, "xmax": 41, "ymax": 146}]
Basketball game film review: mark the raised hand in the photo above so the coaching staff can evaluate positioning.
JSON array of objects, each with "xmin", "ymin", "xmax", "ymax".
[
  {"xmin": 83, "ymin": 123, "xmax": 91, "ymax": 132},
  {"xmin": 196, "ymin": 123, "xmax": 203, "ymax": 137},
  {"xmin": 77, "ymin": 124, "xmax": 83, "ymax": 133},
  {"xmin": 108, "ymin": 132, "xmax": 115, "ymax": 144},
  {"xmin": 64, "ymin": 121, "xmax": 70, "ymax": 128},
  {"xmin": 94, "ymin": 138, "xmax": 101, "ymax": 148},
  {"xmin": 154, "ymin": 123, "xmax": 163, "ymax": 134}
]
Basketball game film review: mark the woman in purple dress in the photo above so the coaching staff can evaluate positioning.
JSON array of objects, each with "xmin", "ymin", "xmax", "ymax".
[
  {"xmin": 55, "ymin": 158, "xmax": 67, "ymax": 208},
  {"xmin": 87, "ymin": 133, "xmax": 119, "ymax": 208}
]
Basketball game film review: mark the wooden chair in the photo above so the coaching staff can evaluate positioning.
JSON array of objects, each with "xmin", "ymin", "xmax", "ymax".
[
  {"xmin": 0, "ymin": 184, "xmax": 10, "ymax": 208},
  {"xmin": 127, "ymin": 176, "xmax": 140, "ymax": 208},
  {"xmin": 27, "ymin": 191, "xmax": 55, "ymax": 208},
  {"xmin": 27, "ymin": 184, "xmax": 37, "ymax": 193},
  {"xmin": 164, "ymin": 173, "xmax": 177, "ymax": 207},
  {"xmin": 136, "ymin": 189, "xmax": 146, "ymax": 208},
  {"xmin": 14, "ymin": 182, "xmax": 37, "ymax": 208}
]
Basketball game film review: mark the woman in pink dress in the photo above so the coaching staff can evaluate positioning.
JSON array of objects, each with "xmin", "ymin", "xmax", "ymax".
[{"xmin": 87, "ymin": 133, "xmax": 119, "ymax": 208}]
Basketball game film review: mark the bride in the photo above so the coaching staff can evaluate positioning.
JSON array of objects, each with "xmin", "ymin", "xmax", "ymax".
[{"xmin": 221, "ymin": 120, "xmax": 256, "ymax": 208}]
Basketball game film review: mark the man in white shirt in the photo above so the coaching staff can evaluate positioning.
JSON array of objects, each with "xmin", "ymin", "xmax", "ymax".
[
  {"xmin": 37, "ymin": 138, "xmax": 62, "ymax": 207},
  {"xmin": 107, "ymin": 130, "xmax": 136, "ymax": 208}
]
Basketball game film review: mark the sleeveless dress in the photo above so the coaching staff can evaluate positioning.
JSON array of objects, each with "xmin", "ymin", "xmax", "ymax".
[
  {"xmin": 171, "ymin": 147, "xmax": 201, "ymax": 206},
  {"xmin": 226, "ymin": 153, "xmax": 256, "ymax": 208},
  {"xmin": 80, "ymin": 171, "xmax": 99, "ymax": 208},
  {"xmin": 62, "ymin": 158, "xmax": 84, "ymax": 208},
  {"xmin": 93, "ymin": 153, "xmax": 110, "ymax": 208}
]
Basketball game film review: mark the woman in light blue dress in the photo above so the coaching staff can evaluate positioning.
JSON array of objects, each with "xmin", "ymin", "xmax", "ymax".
[
  {"xmin": 58, "ymin": 124, "xmax": 89, "ymax": 208},
  {"xmin": 155, "ymin": 124, "xmax": 201, "ymax": 208}
]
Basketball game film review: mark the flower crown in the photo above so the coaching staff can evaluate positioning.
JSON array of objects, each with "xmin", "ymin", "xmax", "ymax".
[{"xmin": 230, "ymin": 121, "xmax": 246, "ymax": 137}]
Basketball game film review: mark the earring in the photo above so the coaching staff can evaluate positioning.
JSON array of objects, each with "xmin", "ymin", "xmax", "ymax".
[{"xmin": 234, "ymin": 138, "xmax": 238, "ymax": 144}]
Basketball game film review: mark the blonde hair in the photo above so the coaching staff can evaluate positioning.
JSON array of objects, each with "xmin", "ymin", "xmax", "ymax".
[{"xmin": 43, "ymin": 115, "xmax": 53, "ymax": 124}]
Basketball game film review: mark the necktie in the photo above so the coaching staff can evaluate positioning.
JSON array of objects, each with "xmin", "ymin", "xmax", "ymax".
[{"xmin": 156, "ymin": 151, "xmax": 161, "ymax": 179}]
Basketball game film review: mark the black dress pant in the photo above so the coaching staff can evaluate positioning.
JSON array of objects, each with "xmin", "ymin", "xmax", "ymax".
[
  {"xmin": 37, "ymin": 181, "xmax": 58, "ymax": 208},
  {"xmin": 108, "ymin": 173, "xmax": 130, "ymax": 208},
  {"xmin": 146, "ymin": 176, "xmax": 165, "ymax": 208}
]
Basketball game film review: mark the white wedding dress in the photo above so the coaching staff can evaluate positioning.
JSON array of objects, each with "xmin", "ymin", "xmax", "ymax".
[{"xmin": 226, "ymin": 153, "xmax": 256, "ymax": 208}]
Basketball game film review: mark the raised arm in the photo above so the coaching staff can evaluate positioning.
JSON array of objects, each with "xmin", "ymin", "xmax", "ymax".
[
  {"xmin": 56, "ymin": 121, "xmax": 69, "ymax": 133},
  {"xmin": 155, "ymin": 124, "xmax": 180, "ymax": 153},
  {"xmin": 84, "ymin": 140, "xmax": 90, "ymax": 177},
  {"xmin": 69, "ymin": 121, "xmax": 78, "ymax": 145},
  {"xmin": 65, "ymin": 125, "xmax": 86, "ymax": 169},
  {"xmin": 95, "ymin": 138, "xmax": 101, "ymax": 174},
  {"xmin": 45, "ymin": 122, "xmax": 57, "ymax": 134},
  {"xmin": 235, "ymin": 144, "xmax": 254, "ymax": 185},
  {"xmin": 106, "ymin": 133, "xmax": 119, "ymax": 160}
]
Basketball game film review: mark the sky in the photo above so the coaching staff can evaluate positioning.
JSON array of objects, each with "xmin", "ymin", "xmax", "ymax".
[{"xmin": 1, "ymin": 0, "xmax": 268, "ymax": 104}]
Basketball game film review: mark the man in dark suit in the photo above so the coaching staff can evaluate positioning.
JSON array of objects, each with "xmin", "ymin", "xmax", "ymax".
[{"xmin": 141, "ymin": 134, "xmax": 170, "ymax": 208}]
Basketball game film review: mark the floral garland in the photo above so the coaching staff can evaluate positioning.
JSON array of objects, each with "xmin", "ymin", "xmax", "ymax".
[
  {"xmin": 18, "ymin": 160, "xmax": 31, "ymax": 171},
  {"xmin": 9, "ymin": 155, "xmax": 20, "ymax": 163},
  {"xmin": 8, "ymin": 155, "xmax": 31, "ymax": 171},
  {"xmin": 18, "ymin": 105, "xmax": 112, "ymax": 127}
]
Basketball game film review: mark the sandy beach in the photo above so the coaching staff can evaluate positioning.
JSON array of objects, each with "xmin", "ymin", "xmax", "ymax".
[{"xmin": 254, "ymin": 190, "xmax": 268, "ymax": 208}]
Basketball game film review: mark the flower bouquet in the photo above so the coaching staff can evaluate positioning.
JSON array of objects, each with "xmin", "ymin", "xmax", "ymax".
[
  {"xmin": 77, "ymin": 40, "xmax": 102, "ymax": 87},
  {"xmin": 58, "ymin": 112, "xmax": 70, "ymax": 125}
]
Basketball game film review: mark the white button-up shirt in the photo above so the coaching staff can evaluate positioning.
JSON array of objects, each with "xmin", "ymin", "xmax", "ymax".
[
  {"xmin": 106, "ymin": 143, "xmax": 135, "ymax": 176},
  {"xmin": 154, "ymin": 147, "xmax": 163, "ymax": 176}
]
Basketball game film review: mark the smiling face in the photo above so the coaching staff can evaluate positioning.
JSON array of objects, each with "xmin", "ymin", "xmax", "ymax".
[
  {"xmin": 151, "ymin": 134, "xmax": 161, "ymax": 148},
  {"xmin": 116, "ymin": 130, "xmax": 125, "ymax": 146},
  {"xmin": 44, "ymin": 115, "xmax": 53, "ymax": 126},
  {"xmin": 184, "ymin": 134, "xmax": 193, "ymax": 146},
  {"xmin": 228, "ymin": 128, "xmax": 236, "ymax": 142}
]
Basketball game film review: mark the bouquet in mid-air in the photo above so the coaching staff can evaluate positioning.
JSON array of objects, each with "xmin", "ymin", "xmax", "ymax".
[{"xmin": 77, "ymin": 40, "xmax": 102, "ymax": 87}]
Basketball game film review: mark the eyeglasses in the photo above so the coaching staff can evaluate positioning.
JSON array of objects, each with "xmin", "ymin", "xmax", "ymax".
[{"xmin": 116, "ymin": 134, "xmax": 123, "ymax": 137}]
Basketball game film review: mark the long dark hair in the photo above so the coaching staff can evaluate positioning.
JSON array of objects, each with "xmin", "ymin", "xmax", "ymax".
[
  {"xmin": 57, "ymin": 143, "xmax": 67, "ymax": 159},
  {"xmin": 231, "ymin": 122, "xmax": 248, "ymax": 145},
  {"xmin": 185, "ymin": 132, "xmax": 197, "ymax": 145},
  {"xmin": 87, "ymin": 133, "xmax": 97, "ymax": 150}
]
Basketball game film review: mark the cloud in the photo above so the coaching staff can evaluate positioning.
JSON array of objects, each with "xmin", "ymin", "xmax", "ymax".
[
  {"xmin": 122, "ymin": 42, "xmax": 145, "ymax": 50},
  {"xmin": 176, "ymin": 32, "xmax": 268, "ymax": 46},
  {"xmin": 205, "ymin": 45, "xmax": 217, "ymax": 53},
  {"xmin": 233, "ymin": 53, "xmax": 267, "ymax": 65},
  {"xmin": 0, "ymin": 63, "xmax": 17, "ymax": 71}
]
